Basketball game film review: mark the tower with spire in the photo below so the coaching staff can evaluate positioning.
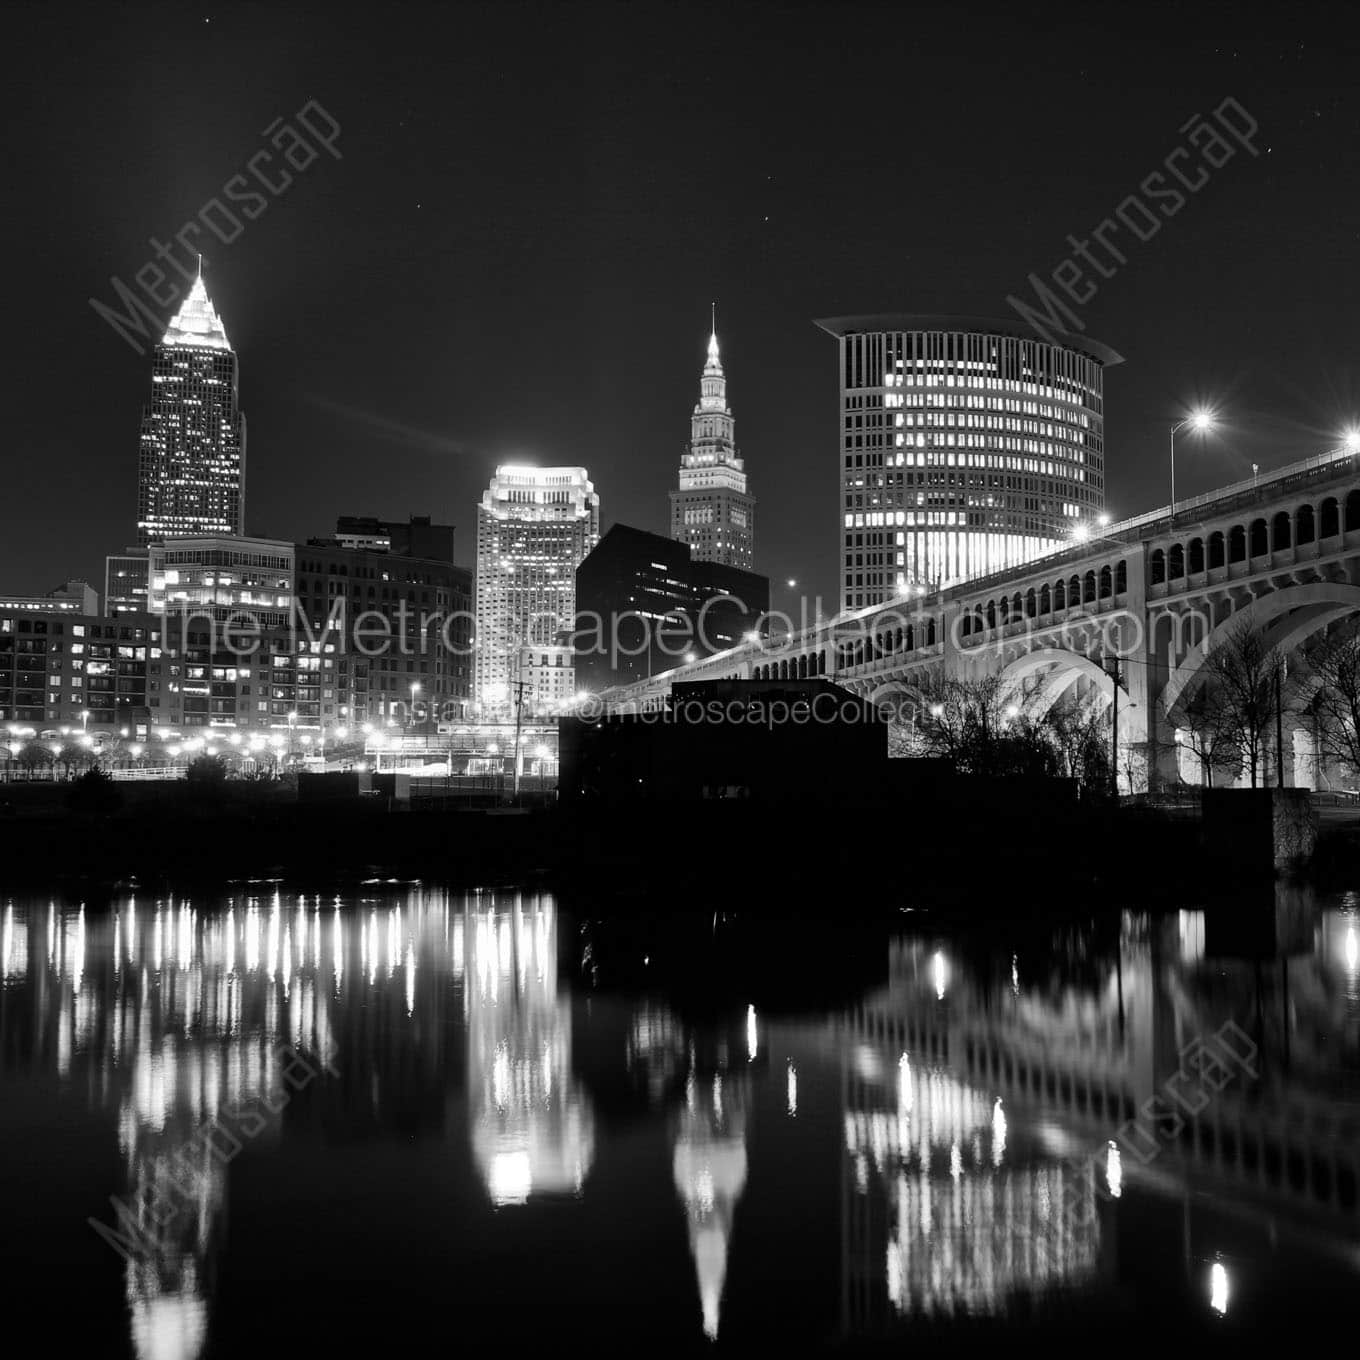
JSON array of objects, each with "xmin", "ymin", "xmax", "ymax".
[
  {"xmin": 135, "ymin": 260, "xmax": 246, "ymax": 544},
  {"xmin": 669, "ymin": 309, "xmax": 754, "ymax": 569}
]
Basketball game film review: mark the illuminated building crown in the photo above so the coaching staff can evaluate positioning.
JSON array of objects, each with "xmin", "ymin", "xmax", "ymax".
[{"xmin": 162, "ymin": 270, "xmax": 231, "ymax": 351}]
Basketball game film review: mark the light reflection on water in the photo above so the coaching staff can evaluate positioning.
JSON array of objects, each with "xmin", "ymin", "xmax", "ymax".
[{"xmin": 1, "ymin": 886, "xmax": 1359, "ymax": 1353}]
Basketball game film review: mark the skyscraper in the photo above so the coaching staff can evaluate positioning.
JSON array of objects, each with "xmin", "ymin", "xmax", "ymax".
[
  {"xmin": 819, "ymin": 315, "xmax": 1119, "ymax": 612},
  {"xmin": 670, "ymin": 316, "xmax": 754, "ymax": 570},
  {"xmin": 474, "ymin": 466, "xmax": 600, "ymax": 717},
  {"xmin": 136, "ymin": 266, "xmax": 246, "ymax": 545}
]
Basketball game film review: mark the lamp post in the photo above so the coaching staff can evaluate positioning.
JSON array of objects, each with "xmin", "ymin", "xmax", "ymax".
[{"xmin": 1170, "ymin": 410, "xmax": 1217, "ymax": 519}]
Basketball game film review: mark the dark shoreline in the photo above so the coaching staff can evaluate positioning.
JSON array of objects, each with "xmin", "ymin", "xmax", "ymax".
[{"xmin": 3, "ymin": 793, "xmax": 1356, "ymax": 909}]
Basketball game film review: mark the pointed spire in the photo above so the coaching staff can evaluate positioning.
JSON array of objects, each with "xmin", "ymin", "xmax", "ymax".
[
  {"xmin": 705, "ymin": 303, "xmax": 722, "ymax": 372},
  {"xmin": 162, "ymin": 264, "xmax": 231, "ymax": 351}
]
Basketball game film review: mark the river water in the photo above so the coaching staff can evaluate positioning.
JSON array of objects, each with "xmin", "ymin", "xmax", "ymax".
[{"xmin": 1, "ymin": 885, "xmax": 1358, "ymax": 1352}]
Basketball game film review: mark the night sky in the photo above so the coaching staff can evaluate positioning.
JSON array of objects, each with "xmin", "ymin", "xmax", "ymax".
[{"xmin": 5, "ymin": 1, "xmax": 1359, "ymax": 612}]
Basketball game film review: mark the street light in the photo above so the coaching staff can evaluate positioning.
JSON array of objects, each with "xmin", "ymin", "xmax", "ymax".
[
  {"xmin": 1170, "ymin": 409, "xmax": 1218, "ymax": 516},
  {"xmin": 1344, "ymin": 429, "xmax": 1360, "ymax": 455}
]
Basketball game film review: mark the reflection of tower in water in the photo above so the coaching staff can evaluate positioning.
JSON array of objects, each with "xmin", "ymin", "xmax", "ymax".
[
  {"xmin": 465, "ymin": 895, "xmax": 594, "ymax": 1205},
  {"xmin": 673, "ymin": 1067, "xmax": 749, "ymax": 1339},
  {"xmin": 638, "ymin": 1003, "xmax": 759, "ymax": 1341},
  {"xmin": 113, "ymin": 897, "xmax": 340, "ymax": 1360},
  {"xmin": 2, "ymin": 896, "xmax": 344, "ymax": 1360}
]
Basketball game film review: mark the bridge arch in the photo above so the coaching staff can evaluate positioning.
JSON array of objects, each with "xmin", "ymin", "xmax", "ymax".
[
  {"xmin": 1161, "ymin": 582, "xmax": 1360, "ymax": 724},
  {"xmin": 996, "ymin": 647, "xmax": 1132, "ymax": 719},
  {"xmin": 867, "ymin": 680, "xmax": 917, "ymax": 718}
]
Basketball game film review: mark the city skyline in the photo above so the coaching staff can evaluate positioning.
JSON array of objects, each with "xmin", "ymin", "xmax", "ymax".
[
  {"xmin": 5, "ymin": 7, "xmax": 1360, "ymax": 1347},
  {"xmin": 5, "ymin": 5, "xmax": 1360, "ymax": 612}
]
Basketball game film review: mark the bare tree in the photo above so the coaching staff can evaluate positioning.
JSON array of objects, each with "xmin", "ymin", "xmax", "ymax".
[
  {"xmin": 1197, "ymin": 617, "xmax": 1280, "ymax": 788},
  {"xmin": 1178, "ymin": 686, "xmax": 1239, "ymax": 787},
  {"xmin": 1119, "ymin": 743, "xmax": 1149, "ymax": 796},
  {"xmin": 15, "ymin": 744, "xmax": 52, "ymax": 779},
  {"xmin": 55, "ymin": 741, "xmax": 93, "ymax": 780},
  {"xmin": 1042, "ymin": 694, "xmax": 1110, "ymax": 788},
  {"xmin": 900, "ymin": 674, "xmax": 1058, "ymax": 778},
  {"xmin": 1305, "ymin": 631, "xmax": 1360, "ymax": 779},
  {"xmin": 905, "ymin": 674, "xmax": 1006, "ymax": 763}
]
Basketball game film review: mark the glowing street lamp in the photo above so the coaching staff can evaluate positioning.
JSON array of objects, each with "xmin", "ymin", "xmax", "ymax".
[
  {"xmin": 1170, "ymin": 409, "xmax": 1218, "ymax": 515},
  {"xmin": 1344, "ymin": 428, "xmax": 1360, "ymax": 455}
]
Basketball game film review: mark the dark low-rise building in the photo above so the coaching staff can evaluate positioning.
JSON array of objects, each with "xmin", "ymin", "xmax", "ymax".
[
  {"xmin": 573, "ymin": 524, "xmax": 769, "ymax": 692},
  {"xmin": 559, "ymin": 678, "xmax": 900, "ymax": 803}
]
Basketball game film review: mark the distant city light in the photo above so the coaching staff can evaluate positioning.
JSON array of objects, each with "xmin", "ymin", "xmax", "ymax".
[
  {"xmin": 932, "ymin": 950, "xmax": 948, "ymax": 1001},
  {"xmin": 1209, "ymin": 1261, "xmax": 1230, "ymax": 1315}
]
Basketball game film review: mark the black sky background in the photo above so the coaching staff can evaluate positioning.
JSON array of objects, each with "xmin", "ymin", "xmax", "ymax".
[{"xmin": 4, "ymin": 0, "xmax": 1360, "ymax": 611}]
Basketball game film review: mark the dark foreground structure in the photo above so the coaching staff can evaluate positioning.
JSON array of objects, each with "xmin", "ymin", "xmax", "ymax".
[{"xmin": 559, "ymin": 678, "xmax": 933, "ymax": 803}]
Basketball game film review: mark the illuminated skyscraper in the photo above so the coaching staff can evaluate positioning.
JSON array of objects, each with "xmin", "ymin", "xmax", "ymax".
[
  {"xmin": 670, "ymin": 317, "xmax": 754, "ymax": 569},
  {"xmin": 819, "ymin": 315, "xmax": 1120, "ymax": 611},
  {"xmin": 474, "ymin": 466, "xmax": 600, "ymax": 717},
  {"xmin": 136, "ymin": 267, "xmax": 246, "ymax": 544}
]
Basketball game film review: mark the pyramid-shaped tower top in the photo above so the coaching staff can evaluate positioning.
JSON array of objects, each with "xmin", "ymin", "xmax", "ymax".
[
  {"xmin": 162, "ymin": 264, "xmax": 231, "ymax": 351},
  {"xmin": 705, "ymin": 302, "xmax": 722, "ymax": 373}
]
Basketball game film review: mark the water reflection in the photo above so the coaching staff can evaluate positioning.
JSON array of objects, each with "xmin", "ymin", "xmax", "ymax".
[
  {"xmin": 0, "ymin": 889, "xmax": 594, "ymax": 1358},
  {"xmin": 465, "ymin": 900, "xmax": 594, "ymax": 1204},
  {"xmin": 1, "ymin": 886, "xmax": 1359, "ymax": 1350}
]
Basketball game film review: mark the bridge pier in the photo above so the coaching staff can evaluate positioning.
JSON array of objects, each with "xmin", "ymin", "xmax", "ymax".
[{"xmin": 1292, "ymin": 727, "xmax": 1319, "ymax": 791}]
